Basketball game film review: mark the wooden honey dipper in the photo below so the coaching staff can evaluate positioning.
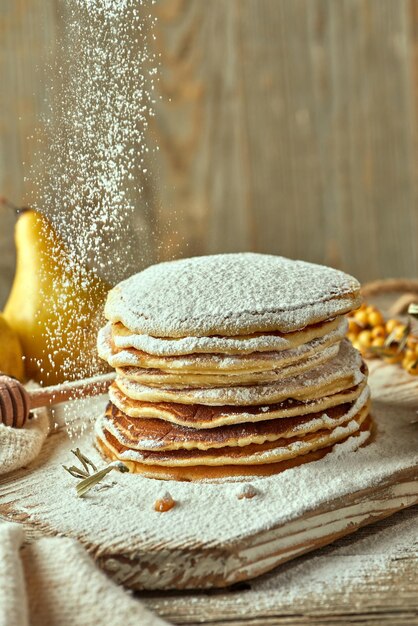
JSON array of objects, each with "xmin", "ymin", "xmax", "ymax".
[{"xmin": 0, "ymin": 372, "xmax": 115, "ymax": 428}]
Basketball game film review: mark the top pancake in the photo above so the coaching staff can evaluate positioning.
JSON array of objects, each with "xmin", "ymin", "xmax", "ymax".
[{"xmin": 105, "ymin": 253, "xmax": 361, "ymax": 337}]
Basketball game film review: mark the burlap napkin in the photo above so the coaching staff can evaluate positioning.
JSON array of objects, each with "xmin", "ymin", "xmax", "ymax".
[
  {"xmin": 0, "ymin": 521, "xmax": 169, "ymax": 626},
  {"xmin": 0, "ymin": 411, "xmax": 170, "ymax": 626},
  {"xmin": 0, "ymin": 409, "xmax": 49, "ymax": 476}
]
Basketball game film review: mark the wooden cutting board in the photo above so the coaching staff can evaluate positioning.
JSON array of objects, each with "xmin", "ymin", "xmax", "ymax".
[{"xmin": 1, "ymin": 359, "xmax": 418, "ymax": 591}]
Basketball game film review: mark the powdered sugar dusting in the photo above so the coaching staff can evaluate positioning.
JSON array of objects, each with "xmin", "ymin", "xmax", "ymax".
[
  {"xmin": 105, "ymin": 254, "xmax": 361, "ymax": 337},
  {"xmin": 74, "ymin": 0, "xmax": 133, "ymax": 14},
  {"xmin": 26, "ymin": 0, "xmax": 159, "ymax": 392},
  {"xmin": 117, "ymin": 343, "xmax": 340, "ymax": 387},
  {"xmin": 289, "ymin": 386, "xmax": 370, "ymax": 435},
  {"xmin": 33, "ymin": 0, "xmax": 158, "ymax": 276},
  {"xmin": 95, "ymin": 414, "xmax": 367, "ymax": 466},
  {"xmin": 329, "ymin": 428, "xmax": 370, "ymax": 455},
  {"xmin": 144, "ymin": 502, "xmax": 418, "ymax": 615}
]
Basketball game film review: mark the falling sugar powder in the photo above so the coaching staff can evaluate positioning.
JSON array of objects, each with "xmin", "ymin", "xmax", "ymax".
[
  {"xmin": 75, "ymin": 0, "xmax": 134, "ymax": 14},
  {"xmin": 25, "ymin": 0, "xmax": 159, "ymax": 412},
  {"xmin": 32, "ymin": 0, "xmax": 159, "ymax": 277}
]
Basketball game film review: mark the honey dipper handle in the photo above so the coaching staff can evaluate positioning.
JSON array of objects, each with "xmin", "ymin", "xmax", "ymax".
[{"xmin": 28, "ymin": 372, "xmax": 116, "ymax": 410}]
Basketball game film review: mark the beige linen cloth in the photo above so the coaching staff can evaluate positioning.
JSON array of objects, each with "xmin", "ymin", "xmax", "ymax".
[{"xmin": 0, "ymin": 411, "xmax": 169, "ymax": 626}]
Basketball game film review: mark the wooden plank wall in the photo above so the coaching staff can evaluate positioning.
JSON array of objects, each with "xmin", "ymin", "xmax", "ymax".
[
  {"xmin": 0, "ymin": 0, "xmax": 56, "ymax": 306},
  {"xmin": 1, "ymin": 0, "xmax": 418, "ymax": 307}
]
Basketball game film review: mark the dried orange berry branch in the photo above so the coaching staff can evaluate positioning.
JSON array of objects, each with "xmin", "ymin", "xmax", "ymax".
[{"xmin": 346, "ymin": 303, "xmax": 418, "ymax": 375}]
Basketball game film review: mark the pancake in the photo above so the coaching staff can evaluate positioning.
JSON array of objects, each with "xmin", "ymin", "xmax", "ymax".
[
  {"xmin": 96, "ymin": 416, "xmax": 372, "ymax": 481},
  {"xmin": 108, "ymin": 378, "xmax": 367, "ymax": 428},
  {"xmin": 115, "ymin": 340, "xmax": 365, "ymax": 406},
  {"xmin": 95, "ymin": 404, "xmax": 370, "ymax": 467},
  {"xmin": 101, "ymin": 386, "xmax": 370, "ymax": 451},
  {"xmin": 115, "ymin": 343, "xmax": 339, "ymax": 388},
  {"xmin": 110, "ymin": 316, "xmax": 346, "ymax": 357},
  {"xmin": 105, "ymin": 254, "xmax": 360, "ymax": 337},
  {"xmin": 99, "ymin": 318, "xmax": 347, "ymax": 371}
]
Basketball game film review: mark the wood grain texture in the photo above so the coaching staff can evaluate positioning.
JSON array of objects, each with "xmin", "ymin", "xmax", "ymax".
[
  {"xmin": 0, "ymin": 0, "xmax": 56, "ymax": 306},
  {"xmin": 1, "ymin": 0, "xmax": 418, "ymax": 304},
  {"xmin": 148, "ymin": 0, "xmax": 418, "ymax": 279},
  {"xmin": 144, "ymin": 506, "xmax": 418, "ymax": 625}
]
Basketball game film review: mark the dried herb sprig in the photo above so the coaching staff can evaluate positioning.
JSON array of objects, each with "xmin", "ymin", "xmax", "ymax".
[
  {"xmin": 63, "ymin": 448, "xmax": 128, "ymax": 497},
  {"xmin": 63, "ymin": 447, "xmax": 97, "ymax": 479},
  {"xmin": 76, "ymin": 462, "xmax": 129, "ymax": 497}
]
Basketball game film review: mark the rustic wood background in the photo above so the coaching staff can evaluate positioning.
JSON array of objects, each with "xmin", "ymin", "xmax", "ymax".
[{"xmin": 1, "ymin": 0, "xmax": 418, "ymax": 307}]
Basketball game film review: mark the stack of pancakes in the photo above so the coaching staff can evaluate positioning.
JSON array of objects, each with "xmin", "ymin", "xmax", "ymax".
[{"xmin": 95, "ymin": 253, "xmax": 372, "ymax": 481}]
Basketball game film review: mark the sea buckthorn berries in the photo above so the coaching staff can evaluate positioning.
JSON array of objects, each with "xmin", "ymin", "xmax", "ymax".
[
  {"xmin": 371, "ymin": 325, "xmax": 386, "ymax": 339},
  {"xmin": 367, "ymin": 309, "xmax": 384, "ymax": 327},
  {"xmin": 390, "ymin": 324, "xmax": 408, "ymax": 343},
  {"xmin": 382, "ymin": 346, "xmax": 403, "ymax": 364},
  {"xmin": 405, "ymin": 361, "xmax": 418, "ymax": 376},
  {"xmin": 346, "ymin": 303, "xmax": 418, "ymax": 375},
  {"xmin": 357, "ymin": 330, "xmax": 372, "ymax": 348},
  {"xmin": 353, "ymin": 310, "xmax": 368, "ymax": 327},
  {"xmin": 371, "ymin": 336, "xmax": 385, "ymax": 349},
  {"xmin": 385, "ymin": 319, "xmax": 400, "ymax": 334}
]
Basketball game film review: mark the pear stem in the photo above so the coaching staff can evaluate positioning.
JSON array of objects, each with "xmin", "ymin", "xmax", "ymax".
[{"xmin": 0, "ymin": 197, "xmax": 30, "ymax": 215}]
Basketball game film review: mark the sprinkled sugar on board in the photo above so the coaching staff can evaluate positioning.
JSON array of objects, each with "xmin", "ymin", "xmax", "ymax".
[
  {"xmin": 0, "ymin": 360, "xmax": 417, "ymax": 591},
  {"xmin": 144, "ymin": 504, "xmax": 418, "ymax": 623}
]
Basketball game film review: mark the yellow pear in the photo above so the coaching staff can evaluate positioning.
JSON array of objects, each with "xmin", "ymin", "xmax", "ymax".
[
  {"xmin": 4, "ymin": 209, "xmax": 110, "ymax": 385},
  {"xmin": 0, "ymin": 312, "xmax": 24, "ymax": 380}
]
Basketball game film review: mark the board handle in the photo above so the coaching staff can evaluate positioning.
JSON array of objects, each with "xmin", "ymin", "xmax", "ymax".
[{"xmin": 28, "ymin": 372, "xmax": 116, "ymax": 410}]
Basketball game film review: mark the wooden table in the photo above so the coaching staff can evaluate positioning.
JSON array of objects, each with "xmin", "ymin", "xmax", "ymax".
[
  {"xmin": 143, "ymin": 504, "xmax": 418, "ymax": 626},
  {"xmin": 142, "ymin": 358, "xmax": 418, "ymax": 625}
]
